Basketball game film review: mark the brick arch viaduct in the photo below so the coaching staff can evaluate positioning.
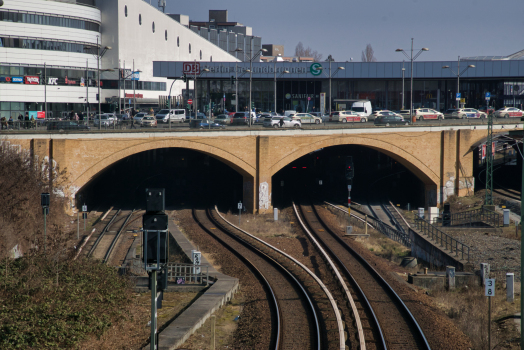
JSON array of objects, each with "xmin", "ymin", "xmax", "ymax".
[{"xmin": 4, "ymin": 126, "xmax": 501, "ymax": 213}]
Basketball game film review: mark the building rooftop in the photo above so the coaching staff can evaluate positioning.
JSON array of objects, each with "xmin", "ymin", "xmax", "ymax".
[{"xmin": 461, "ymin": 49, "xmax": 524, "ymax": 61}]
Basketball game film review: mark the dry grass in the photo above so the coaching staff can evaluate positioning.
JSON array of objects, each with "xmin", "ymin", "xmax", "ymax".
[
  {"xmin": 223, "ymin": 207, "xmax": 297, "ymax": 239},
  {"xmin": 430, "ymin": 285, "xmax": 521, "ymax": 350}
]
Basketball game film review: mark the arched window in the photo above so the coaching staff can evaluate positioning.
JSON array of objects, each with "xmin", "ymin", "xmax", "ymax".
[
  {"xmin": 189, "ymin": 43, "xmax": 191, "ymax": 53},
  {"xmin": 177, "ymin": 37, "xmax": 179, "ymax": 47},
  {"xmin": 152, "ymin": 22, "xmax": 155, "ymax": 33},
  {"xmin": 125, "ymin": 6, "xmax": 128, "ymax": 17},
  {"xmin": 139, "ymin": 14, "xmax": 142, "ymax": 25}
]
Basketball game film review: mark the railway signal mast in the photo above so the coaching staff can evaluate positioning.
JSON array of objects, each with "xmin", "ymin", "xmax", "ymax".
[
  {"xmin": 345, "ymin": 156, "xmax": 354, "ymax": 216},
  {"xmin": 142, "ymin": 188, "xmax": 169, "ymax": 350}
]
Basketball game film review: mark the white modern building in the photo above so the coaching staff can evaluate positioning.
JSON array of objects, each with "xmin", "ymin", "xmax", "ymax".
[{"xmin": 0, "ymin": 0, "xmax": 239, "ymax": 119}]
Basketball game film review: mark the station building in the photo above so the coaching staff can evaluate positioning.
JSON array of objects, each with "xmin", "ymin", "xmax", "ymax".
[{"xmin": 154, "ymin": 54, "xmax": 524, "ymax": 115}]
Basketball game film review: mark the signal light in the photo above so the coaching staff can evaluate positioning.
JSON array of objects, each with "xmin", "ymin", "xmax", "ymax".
[
  {"xmin": 302, "ymin": 167, "xmax": 307, "ymax": 169},
  {"xmin": 292, "ymin": 166, "xmax": 297, "ymax": 169}
]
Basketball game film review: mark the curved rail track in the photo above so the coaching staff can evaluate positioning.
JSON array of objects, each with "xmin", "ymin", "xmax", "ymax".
[
  {"xmin": 294, "ymin": 200, "xmax": 431, "ymax": 350},
  {"xmin": 87, "ymin": 209, "xmax": 142, "ymax": 264},
  {"xmin": 193, "ymin": 207, "xmax": 325, "ymax": 349}
]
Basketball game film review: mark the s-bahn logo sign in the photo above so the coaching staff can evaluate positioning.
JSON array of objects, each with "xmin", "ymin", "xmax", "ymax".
[
  {"xmin": 183, "ymin": 62, "xmax": 200, "ymax": 75},
  {"xmin": 310, "ymin": 63, "xmax": 322, "ymax": 76}
]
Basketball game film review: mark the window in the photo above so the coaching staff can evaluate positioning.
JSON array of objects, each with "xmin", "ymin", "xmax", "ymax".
[
  {"xmin": 139, "ymin": 14, "xmax": 141, "ymax": 25},
  {"xmin": 152, "ymin": 22, "xmax": 155, "ymax": 33},
  {"xmin": 200, "ymin": 50, "xmax": 202, "ymax": 60},
  {"xmin": 177, "ymin": 37, "xmax": 179, "ymax": 47},
  {"xmin": 189, "ymin": 43, "xmax": 191, "ymax": 53},
  {"xmin": 125, "ymin": 5, "xmax": 128, "ymax": 17},
  {"xmin": 165, "ymin": 30, "xmax": 167, "ymax": 41}
]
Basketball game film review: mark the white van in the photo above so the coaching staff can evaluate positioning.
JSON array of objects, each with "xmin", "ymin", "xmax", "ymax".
[
  {"xmin": 155, "ymin": 109, "xmax": 186, "ymax": 123},
  {"xmin": 284, "ymin": 110, "xmax": 296, "ymax": 117},
  {"xmin": 350, "ymin": 100, "xmax": 372, "ymax": 119}
]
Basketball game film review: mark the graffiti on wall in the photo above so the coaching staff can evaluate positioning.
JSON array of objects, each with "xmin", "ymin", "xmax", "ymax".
[{"xmin": 259, "ymin": 182, "xmax": 271, "ymax": 210}]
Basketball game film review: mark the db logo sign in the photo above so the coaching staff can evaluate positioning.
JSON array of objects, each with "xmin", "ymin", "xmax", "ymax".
[{"xmin": 183, "ymin": 62, "xmax": 200, "ymax": 75}]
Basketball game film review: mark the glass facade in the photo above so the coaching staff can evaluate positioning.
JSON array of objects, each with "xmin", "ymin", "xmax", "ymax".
[
  {"xmin": 0, "ymin": 36, "xmax": 97, "ymax": 54},
  {"xmin": 0, "ymin": 10, "xmax": 100, "ymax": 32},
  {"xmin": 197, "ymin": 78, "xmax": 514, "ymax": 114},
  {"xmin": 101, "ymin": 80, "xmax": 167, "ymax": 91}
]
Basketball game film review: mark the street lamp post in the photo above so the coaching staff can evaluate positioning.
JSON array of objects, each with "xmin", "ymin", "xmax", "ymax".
[
  {"xmin": 193, "ymin": 62, "xmax": 210, "ymax": 120},
  {"xmin": 402, "ymin": 61, "xmax": 405, "ymax": 110},
  {"xmin": 442, "ymin": 56, "xmax": 475, "ymax": 109},
  {"xmin": 273, "ymin": 54, "xmax": 283, "ymax": 113},
  {"xmin": 396, "ymin": 38, "xmax": 429, "ymax": 118},
  {"xmin": 236, "ymin": 46, "xmax": 267, "ymax": 127},
  {"xmin": 317, "ymin": 58, "xmax": 345, "ymax": 118},
  {"xmin": 92, "ymin": 36, "xmax": 111, "ymax": 129}
]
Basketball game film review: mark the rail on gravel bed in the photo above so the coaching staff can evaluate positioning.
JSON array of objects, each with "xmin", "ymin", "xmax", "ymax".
[
  {"xmin": 305, "ymin": 201, "xmax": 431, "ymax": 350},
  {"xmin": 213, "ymin": 206, "xmax": 343, "ymax": 350},
  {"xmin": 292, "ymin": 202, "xmax": 367, "ymax": 350}
]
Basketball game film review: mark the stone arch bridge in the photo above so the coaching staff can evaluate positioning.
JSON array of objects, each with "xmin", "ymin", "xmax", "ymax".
[{"xmin": 3, "ymin": 126, "xmax": 503, "ymax": 213}]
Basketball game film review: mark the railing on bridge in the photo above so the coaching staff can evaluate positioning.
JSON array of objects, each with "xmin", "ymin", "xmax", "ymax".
[
  {"xmin": 449, "ymin": 207, "xmax": 501, "ymax": 227},
  {"xmin": 166, "ymin": 263, "xmax": 209, "ymax": 285},
  {"xmin": 414, "ymin": 215, "xmax": 470, "ymax": 263}
]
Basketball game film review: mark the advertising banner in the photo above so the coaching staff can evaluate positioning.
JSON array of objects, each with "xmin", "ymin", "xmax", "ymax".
[
  {"xmin": 12, "ymin": 77, "xmax": 23, "ymax": 83},
  {"xmin": 37, "ymin": 111, "xmax": 46, "ymax": 119},
  {"xmin": 24, "ymin": 76, "xmax": 40, "ymax": 84}
]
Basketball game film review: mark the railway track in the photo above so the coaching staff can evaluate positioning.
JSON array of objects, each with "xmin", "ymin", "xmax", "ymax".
[
  {"xmin": 193, "ymin": 206, "xmax": 349, "ymax": 349},
  {"xmin": 294, "ymin": 201, "xmax": 431, "ymax": 350},
  {"xmin": 87, "ymin": 209, "xmax": 141, "ymax": 264}
]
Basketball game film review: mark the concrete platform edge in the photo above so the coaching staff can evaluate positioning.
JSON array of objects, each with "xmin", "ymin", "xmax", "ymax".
[{"xmin": 142, "ymin": 217, "xmax": 239, "ymax": 350}]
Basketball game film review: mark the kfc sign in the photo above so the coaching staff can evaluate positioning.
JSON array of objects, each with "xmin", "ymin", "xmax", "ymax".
[
  {"xmin": 25, "ymin": 76, "xmax": 40, "ymax": 84},
  {"xmin": 48, "ymin": 77, "xmax": 58, "ymax": 85},
  {"xmin": 183, "ymin": 62, "xmax": 200, "ymax": 75}
]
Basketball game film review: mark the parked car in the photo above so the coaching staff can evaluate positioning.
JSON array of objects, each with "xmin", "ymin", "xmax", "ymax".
[
  {"xmin": 399, "ymin": 110, "xmax": 412, "ymax": 118},
  {"xmin": 94, "ymin": 113, "xmax": 116, "ymax": 127},
  {"xmin": 444, "ymin": 109, "xmax": 458, "ymax": 117},
  {"xmin": 292, "ymin": 113, "xmax": 322, "ymax": 124},
  {"xmin": 155, "ymin": 109, "xmax": 186, "ymax": 123},
  {"xmin": 213, "ymin": 114, "xmax": 232, "ymax": 125},
  {"xmin": 189, "ymin": 119, "xmax": 226, "ymax": 129},
  {"xmin": 338, "ymin": 110, "xmax": 368, "ymax": 123},
  {"xmin": 255, "ymin": 113, "xmax": 272, "ymax": 124},
  {"xmin": 133, "ymin": 112, "xmax": 147, "ymax": 124},
  {"xmin": 188, "ymin": 112, "xmax": 206, "ymax": 119},
  {"xmin": 232, "ymin": 112, "xmax": 255, "ymax": 125},
  {"xmin": 494, "ymin": 107, "xmax": 523, "ymax": 118},
  {"xmin": 413, "ymin": 108, "xmax": 444, "ymax": 121},
  {"xmin": 374, "ymin": 115, "xmax": 411, "ymax": 126},
  {"xmin": 373, "ymin": 110, "xmax": 401, "ymax": 119},
  {"xmin": 328, "ymin": 111, "xmax": 341, "ymax": 122},
  {"xmin": 283, "ymin": 110, "xmax": 297, "ymax": 117},
  {"xmin": 451, "ymin": 108, "xmax": 487, "ymax": 119},
  {"xmin": 263, "ymin": 116, "xmax": 301, "ymax": 128},
  {"xmin": 141, "ymin": 116, "xmax": 157, "ymax": 127},
  {"xmin": 47, "ymin": 121, "xmax": 90, "ymax": 131}
]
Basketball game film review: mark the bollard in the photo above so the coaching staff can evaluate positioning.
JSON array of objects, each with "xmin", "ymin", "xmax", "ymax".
[
  {"xmin": 407, "ymin": 203, "xmax": 411, "ymax": 212},
  {"xmin": 424, "ymin": 267, "xmax": 428, "ymax": 275},
  {"xmin": 507, "ymin": 273, "xmax": 515, "ymax": 302},
  {"xmin": 480, "ymin": 263, "xmax": 490, "ymax": 286},
  {"xmin": 503, "ymin": 209, "xmax": 510, "ymax": 227},
  {"xmin": 274, "ymin": 208, "xmax": 278, "ymax": 221},
  {"xmin": 446, "ymin": 266, "xmax": 456, "ymax": 290}
]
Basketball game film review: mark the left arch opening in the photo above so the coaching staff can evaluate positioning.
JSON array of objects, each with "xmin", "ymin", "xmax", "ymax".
[{"xmin": 76, "ymin": 148, "xmax": 244, "ymax": 211}]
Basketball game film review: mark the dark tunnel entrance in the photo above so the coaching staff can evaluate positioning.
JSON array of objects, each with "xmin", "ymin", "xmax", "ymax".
[
  {"xmin": 76, "ymin": 148, "xmax": 244, "ymax": 211},
  {"xmin": 272, "ymin": 145, "xmax": 426, "ymax": 209}
]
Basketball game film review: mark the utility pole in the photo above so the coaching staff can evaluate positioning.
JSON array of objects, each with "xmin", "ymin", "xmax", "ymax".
[{"xmin": 485, "ymin": 106, "xmax": 494, "ymax": 206}]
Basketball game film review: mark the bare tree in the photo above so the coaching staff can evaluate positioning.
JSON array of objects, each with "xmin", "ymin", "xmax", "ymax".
[
  {"xmin": 295, "ymin": 42, "xmax": 323, "ymax": 62},
  {"xmin": 361, "ymin": 44, "xmax": 377, "ymax": 62}
]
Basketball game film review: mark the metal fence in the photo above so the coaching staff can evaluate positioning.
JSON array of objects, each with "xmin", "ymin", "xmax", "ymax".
[
  {"xmin": 449, "ymin": 207, "xmax": 501, "ymax": 227},
  {"xmin": 166, "ymin": 263, "xmax": 209, "ymax": 285},
  {"xmin": 351, "ymin": 206, "xmax": 411, "ymax": 247},
  {"xmin": 0, "ymin": 119, "xmax": 192, "ymax": 132},
  {"xmin": 414, "ymin": 215, "xmax": 470, "ymax": 262}
]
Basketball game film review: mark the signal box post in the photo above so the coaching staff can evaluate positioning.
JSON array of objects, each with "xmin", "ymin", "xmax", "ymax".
[
  {"xmin": 345, "ymin": 156, "xmax": 354, "ymax": 216},
  {"xmin": 143, "ymin": 188, "xmax": 169, "ymax": 350}
]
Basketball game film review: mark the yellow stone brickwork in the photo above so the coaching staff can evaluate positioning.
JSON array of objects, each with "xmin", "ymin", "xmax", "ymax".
[{"xmin": 3, "ymin": 127, "xmax": 503, "ymax": 213}]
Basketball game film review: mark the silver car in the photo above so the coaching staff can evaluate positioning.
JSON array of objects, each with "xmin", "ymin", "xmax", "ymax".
[{"xmin": 263, "ymin": 116, "xmax": 301, "ymax": 128}]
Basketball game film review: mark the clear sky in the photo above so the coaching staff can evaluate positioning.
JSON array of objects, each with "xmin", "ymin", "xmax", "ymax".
[{"xmin": 152, "ymin": 0, "xmax": 523, "ymax": 62}]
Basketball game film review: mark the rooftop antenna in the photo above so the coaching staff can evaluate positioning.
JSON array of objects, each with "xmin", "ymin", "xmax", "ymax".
[{"xmin": 158, "ymin": 0, "xmax": 166, "ymax": 13}]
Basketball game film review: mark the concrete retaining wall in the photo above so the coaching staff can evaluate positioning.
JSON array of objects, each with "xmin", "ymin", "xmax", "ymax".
[{"xmin": 409, "ymin": 228, "xmax": 467, "ymax": 271}]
